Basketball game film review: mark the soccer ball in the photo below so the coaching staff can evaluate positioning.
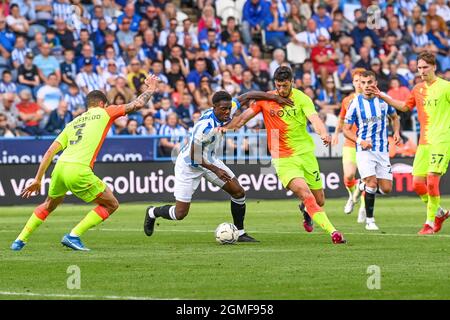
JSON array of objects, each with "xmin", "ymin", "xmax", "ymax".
[{"xmin": 215, "ymin": 222, "xmax": 239, "ymax": 244}]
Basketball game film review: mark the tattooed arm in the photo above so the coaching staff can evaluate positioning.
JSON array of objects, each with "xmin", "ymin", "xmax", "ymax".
[{"xmin": 124, "ymin": 74, "xmax": 160, "ymax": 114}]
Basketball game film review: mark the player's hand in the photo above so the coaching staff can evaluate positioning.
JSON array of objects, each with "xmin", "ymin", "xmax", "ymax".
[
  {"xmin": 321, "ymin": 134, "xmax": 331, "ymax": 146},
  {"xmin": 273, "ymin": 95, "xmax": 294, "ymax": 107},
  {"xmin": 393, "ymin": 132, "xmax": 401, "ymax": 145},
  {"xmin": 367, "ymin": 85, "xmax": 381, "ymax": 97},
  {"xmin": 214, "ymin": 127, "xmax": 231, "ymax": 134},
  {"xmin": 144, "ymin": 74, "xmax": 160, "ymax": 93},
  {"xmin": 21, "ymin": 179, "xmax": 41, "ymax": 198},
  {"xmin": 360, "ymin": 140, "xmax": 372, "ymax": 150},
  {"xmin": 331, "ymin": 133, "xmax": 339, "ymax": 146},
  {"xmin": 214, "ymin": 168, "xmax": 232, "ymax": 183}
]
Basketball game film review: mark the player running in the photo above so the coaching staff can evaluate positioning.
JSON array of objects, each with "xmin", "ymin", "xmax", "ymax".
[
  {"xmin": 343, "ymin": 70, "xmax": 400, "ymax": 230},
  {"xmin": 332, "ymin": 68, "xmax": 366, "ymax": 220},
  {"xmin": 227, "ymin": 66, "xmax": 346, "ymax": 244},
  {"xmin": 369, "ymin": 52, "xmax": 450, "ymax": 234},
  {"xmin": 11, "ymin": 75, "xmax": 160, "ymax": 251},
  {"xmin": 143, "ymin": 90, "xmax": 293, "ymax": 242}
]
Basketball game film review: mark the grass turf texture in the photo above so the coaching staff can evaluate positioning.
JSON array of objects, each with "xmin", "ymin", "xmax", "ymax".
[{"xmin": 1, "ymin": 196, "xmax": 450, "ymax": 300}]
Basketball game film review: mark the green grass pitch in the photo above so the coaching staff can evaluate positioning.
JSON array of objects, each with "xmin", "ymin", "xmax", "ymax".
[{"xmin": 1, "ymin": 196, "xmax": 450, "ymax": 300}]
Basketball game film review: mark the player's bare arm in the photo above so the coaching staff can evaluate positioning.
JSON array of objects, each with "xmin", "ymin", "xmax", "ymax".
[
  {"xmin": 307, "ymin": 113, "xmax": 331, "ymax": 146},
  {"xmin": 237, "ymin": 92, "xmax": 294, "ymax": 108},
  {"xmin": 189, "ymin": 141, "xmax": 231, "ymax": 183},
  {"xmin": 224, "ymin": 107, "xmax": 257, "ymax": 131},
  {"xmin": 389, "ymin": 112, "xmax": 401, "ymax": 145},
  {"xmin": 21, "ymin": 141, "xmax": 63, "ymax": 198},
  {"xmin": 123, "ymin": 74, "xmax": 160, "ymax": 114},
  {"xmin": 367, "ymin": 85, "xmax": 409, "ymax": 112},
  {"xmin": 332, "ymin": 118, "xmax": 345, "ymax": 145},
  {"xmin": 343, "ymin": 123, "xmax": 372, "ymax": 150}
]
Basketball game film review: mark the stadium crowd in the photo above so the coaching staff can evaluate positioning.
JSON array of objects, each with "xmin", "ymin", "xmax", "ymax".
[{"xmin": 0, "ymin": 0, "xmax": 449, "ymax": 156}]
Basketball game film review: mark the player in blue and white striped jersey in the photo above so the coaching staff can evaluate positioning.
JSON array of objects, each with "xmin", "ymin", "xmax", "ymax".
[
  {"xmin": 343, "ymin": 70, "xmax": 401, "ymax": 231},
  {"xmin": 143, "ymin": 90, "xmax": 292, "ymax": 242}
]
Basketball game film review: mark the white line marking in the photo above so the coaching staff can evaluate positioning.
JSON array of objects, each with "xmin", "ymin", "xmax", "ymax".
[
  {"xmin": 98, "ymin": 228, "xmax": 450, "ymax": 238},
  {"xmin": 0, "ymin": 291, "xmax": 179, "ymax": 300}
]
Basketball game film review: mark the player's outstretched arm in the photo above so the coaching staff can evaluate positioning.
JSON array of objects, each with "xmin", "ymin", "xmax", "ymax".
[
  {"xmin": 332, "ymin": 118, "xmax": 345, "ymax": 145},
  {"xmin": 123, "ymin": 74, "xmax": 160, "ymax": 114},
  {"xmin": 307, "ymin": 113, "xmax": 331, "ymax": 146},
  {"xmin": 368, "ymin": 85, "xmax": 409, "ymax": 112},
  {"xmin": 224, "ymin": 107, "xmax": 257, "ymax": 130},
  {"xmin": 21, "ymin": 141, "xmax": 63, "ymax": 198},
  {"xmin": 237, "ymin": 92, "xmax": 294, "ymax": 108}
]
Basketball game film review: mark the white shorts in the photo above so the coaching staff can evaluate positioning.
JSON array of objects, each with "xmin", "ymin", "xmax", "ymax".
[
  {"xmin": 356, "ymin": 150, "xmax": 392, "ymax": 180},
  {"xmin": 173, "ymin": 157, "xmax": 235, "ymax": 202}
]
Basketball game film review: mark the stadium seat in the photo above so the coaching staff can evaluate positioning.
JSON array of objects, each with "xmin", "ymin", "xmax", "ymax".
[
  {"xmin": 286, "ymin": 42, "xmax": 307, "ymax": 64},
  {"xmin": 217, "ymin": 1, "xmax": 242, "ymax": 25}
]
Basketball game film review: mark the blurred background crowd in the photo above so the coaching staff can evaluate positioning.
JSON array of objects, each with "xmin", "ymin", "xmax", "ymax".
[{"xmin": 0, "ymin": 0, "xmax": 448, "ymax": 157}]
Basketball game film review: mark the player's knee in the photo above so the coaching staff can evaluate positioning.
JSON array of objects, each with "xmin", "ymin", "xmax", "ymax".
[
  {"xmin": 413, "ymin": 179, "xmax": 427, "ymax": 195},
  {"xmin": 380, "ymin": 185, "xmax": 392, "ymax": 194},
  {"xmin": 427, "ymin": 175, "xmax": 441, "ymax": 196},
  {"xmin": 232, "ymin": 188, "xmax": 245, "ymax": 200},
  {"xmin": 365, "ymin": 178, "xmax": 377, "ymax": 189},
  {"xmin": 175, "ymin": 208, "xmax": 189, "ymax": 220},
  {"xmin": 316, "ymin": 197, "xmax": 325, "ymax": 207},
  {"xmin": 107, "ymin": 198, "xmax": 120, "ymax": 213}
]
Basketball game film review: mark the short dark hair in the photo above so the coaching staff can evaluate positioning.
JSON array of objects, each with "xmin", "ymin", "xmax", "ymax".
[
  {"xmin": 212, "ymin": 91, "xmax": 232, "ymax": 105},
  {"xmin": 361, "ymin": 70, "xmax": 376, "ymax": 79},
  {"xmin": 417, "ymin": 52, "xmax": 436, "ymax": 65},
  {"xmin": 87, "ymin": 90, "xmax": 108, "ymax": 108},
  {"xmin": 274, "ymin": 66, "xmax": 293, "ymax": 82}
]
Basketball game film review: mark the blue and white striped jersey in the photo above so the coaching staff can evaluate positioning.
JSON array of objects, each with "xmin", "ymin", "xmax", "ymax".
[
  {"xmin": 179, "ymin": 108, "xmax": 225, "ymax": 167},
  {"xmin": 345, "ymin": 95, "xmax": 396, "ymax": 152}
]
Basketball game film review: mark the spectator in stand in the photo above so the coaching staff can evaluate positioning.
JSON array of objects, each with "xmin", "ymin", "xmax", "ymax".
[
  {"xmin": 143, "ymin": 5, "xmax": 163, "ymax": 34},
  {"xmin": 127, "ymin": 59, "xmax": 147, "ymax": 94},
  {"xmin": 142, "ymin": 29, "xmax": 163, "ymax": 64},
  {"xmin": 218, "ymin": 70, "xmax": 240, "ymax": 97},
  {"xmin": 263, "ymin": 1, "xmax": 290, "ymax": 49},
  {"xmin": 248, "ymin": 44, "xmax": 269, "ymax": 71},
  {"xmin": 0, "ymin": 70, "xmax": 17, "ymax": 94},
  {"xmin": 159, "ymin": 18, "xmax": 183, "ymax": 48},
  {"xmin": 91, "ymin": 5, "xmax": 116, "ymax": 33},
  {"xmin": 0, "ymin": 15, "xmax": 15, "ymax": 59},
  {"xmin": 120, "ymin": 118, "xmax": 140, "ymax": 135},
  {"xmin": 387, "ymin": 62, "xmax": 409, "ymax": 88},
  {"xmin": 193, "ymin": 75, "xmax": 213, "ymax": 107},
  {"xmin": 11, "ymin": 35, "xmax": 27, "ymax": 69},
  {"xmin": 387, "ymin": 77, "xmax": 411, "ymax": 102},
  {"xmin": 315, "ymin": 76, "xmax": 341, "ymax": 116},
  {"xmin": 76, "ymin": 58, "xmax": 106, "ymax": 95},
  {"xmin": 36, "ymin": 73, "xmax": 63, "ymax": 121},
  {"xmin": 312, "ymin": 4, "xmax": 332, "ymax": 31},
  {"xmin": 45, "ymin": 99, "xmax": 73, "ymax": 135},
  {"xmin": 16, "ymin": 89, "xmax": 46, "ymax": 136},
  {"xmin": 225, "ymin": 42, "xmax": 249, "ymax": 70},
  {"xmin": 231, "ymin": 63, "xmax": 244, "ymax": 85},
  {"xmin": 426, "ymin": 3, "xmax": 448, "ymax": 33},
  {"xmin": 76, "ymin": 44, "xmax": 100, "ymax": 73},
  {"xmin": 118, "ymin": 3, "xmax": 142, "ymax": 33},
  {"xmin": 99, "ymin": 45, "xmax": 127, "ymax": 75},
  {"xmin": 60, "ymin": 49, "xmax": 77, "ymax": 92},
  {"xmin": 337, "ymin": 53, "xmax": 354, "ymax": 88},
  {"xmin": 150, "ymin": 59, "xmax": 169, "ymax": 84},
  {"xmin": 435, "ymin": 0, "xmax": 450, "ymax": 22},
  {"xmin": 186, "ymin": 58, "xmax": 211, "ymax": 93},
  {"xmin": 158, "ymin": 112, "xmax": 187, "ymax": 157},
  {"xmin": 295, "ymin": 18, "xmax": 330, "ymax": 51},
  {"xmin": 179, "ymin": 18, "xmax": 199, "ymax": 47},
  {"xmin": 102, "ymin": 60, "xmax": 126, "ymax": 92},
  {"xmin": 0, "ymin": 92, "xmax": 19, "ymax": 130},
  {"xmin": 0, "ymin": 112, "xmax": 15, "ymax": 137},
  {"xmin": 250, "ymin": 57, "xmax": 271, "ymax": 92},
  {"xmin": 6, "ymin": 4, "xmax": 29, "ymax": 37},
  {"xmin": 370, "ymin": 58, "xmax": 390, "ymax": 92},
  {"xmin": 176, "ymin": 94, "xmax": 197, "ymax": 129},
  {"xmin": 64, "ymin": 84, "xmax": 85, "ymax": 117},
  {"xmin": 197, "ymin": 5, "xmax": 221, "ymax": 36},
  {"xmin": 286, "ymin": 3, "xmax": 305, "ymax": 41},
  {"xmin": 311, "ymin": 35, "xmax": 338, "ymax": 86},
  {"xmin": 107, "ymin": 76, "xmax": 134, "ymax": 104},
  {"xmin": 166, "ymin": 58, "xmax": 186, "ymax": 89},
  {"xmin": 17, "ymin": 52, "xmax": 40, "ymax": 94},
  {"xmin": 350, "ymin": 16, "xmax": 381, "ymax": 53},
  {"xmin": 221, "ymin": 17, "xmax": 239, "ymax": 44},
  {"xmin": 426, "ymin": 17, "xmax": 450, "ymax": 71},
  {"xmin": 240, "ymin": 69, "xmax": 261, "ymax": 94},
  {"xmin": 55, "ymin": 18, "xmax": 75, "ymax": 51},
  {"xmin": 117, "ymin": 17, "xmax": 137, "ymax": 52},
  {"xmin": 138, "ymin": 114, "xmax": 157, "ymax": 135},
  {"xmin": 154, "ymin": 97, "xmax": 176, "ymax": 126},
  {"xmin": 74, "ymin": 29, "xmax": 95, "ymax": 58},
  {"xmin": 52, "ymin": 0, "xmax": 72, "ymax": 22},
  {"xmin": 269, "ymin": 48, "xmax": 286, "ymax": 77},
  {"xmin": 33, "ymin": 43, "xmax": 61, "ymax": 84},
  {"xmin": 242, "ymin": 0, "xmax": 269, "ymax": 45},
  {"xmin": 354, "ymin": 46, "xmax": 372, "ymax": 71},
  {"xmin": 411, "ymin": 22, "xmax": 433, "ymax": 57}
]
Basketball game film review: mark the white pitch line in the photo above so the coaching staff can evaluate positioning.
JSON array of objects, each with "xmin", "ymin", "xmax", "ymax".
[
  {"xmin": 0, "ymin": 291, "xmax": 179, "ymax": 300},
  {"xmin": 98, "ymin": 228, "xmax": 450, "ymax": 238}
]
